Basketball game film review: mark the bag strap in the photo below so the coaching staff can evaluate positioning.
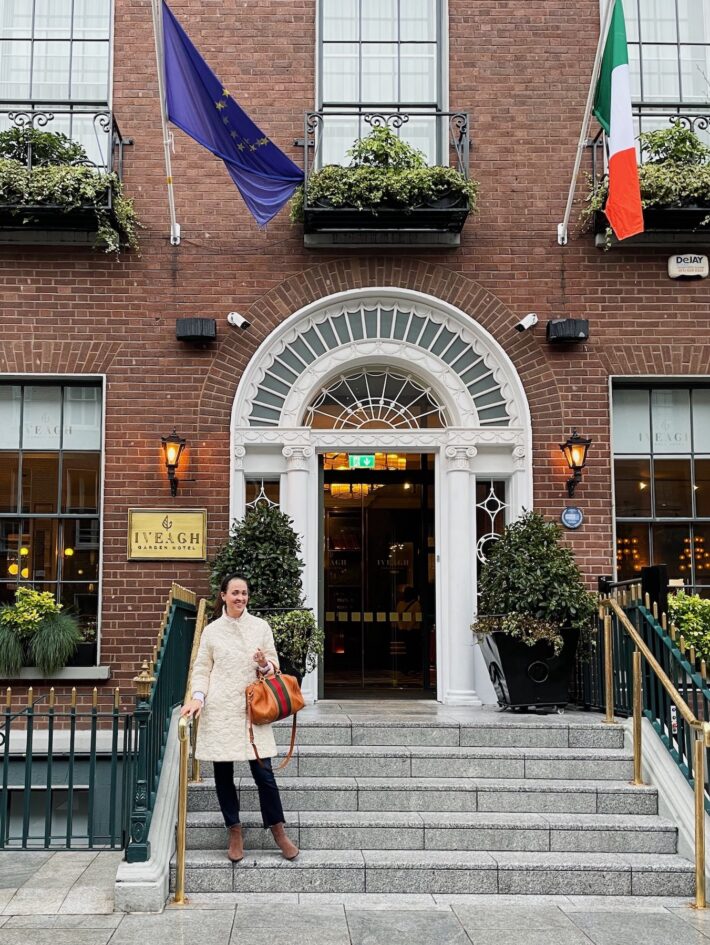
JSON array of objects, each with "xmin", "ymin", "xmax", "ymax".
[
  {"xmin": 274, "ymin": 715, "xmax": 298, "ymax": 771},
  {"xmin": 247, "ymin": 687, "xmax": 298, "ymax": 770}
]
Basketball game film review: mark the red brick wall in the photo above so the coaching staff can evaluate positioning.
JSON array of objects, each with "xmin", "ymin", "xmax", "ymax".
[{"xmin": 1, "ymin": 0, "xmax": 709, "ymax": 698}]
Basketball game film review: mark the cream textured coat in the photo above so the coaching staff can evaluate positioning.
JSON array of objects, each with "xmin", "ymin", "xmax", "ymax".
[{"xmin": 191, "ymin": 609, "xmax": 280, "ymax": 762}]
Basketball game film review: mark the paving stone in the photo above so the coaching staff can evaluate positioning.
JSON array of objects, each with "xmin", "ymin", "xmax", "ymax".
[
  {"xmin": 3, "ymin": 916, "xmax": 122, "ymax": 929},
  {"xmin": 451, "ymin": 902, "xmax": 580, "ymax": 930},
  {"xmin": 464, "ymin": 929, "xmax": 597, "ymax": 945},
  {"xmin": 595, "ymin": 786, "xmax": 658, "ymax": 815},
  {"xmin": 423, "ymin": 812, "xmax": 549, "ymax": 852},
  {"xmin": 230, "ymin": 905, "xmax": 350, "ymax": 945},
  {"xmin": 108, "ymin": 909, "xmax": 235, "ymax": 945},
  {"xmin": 569, "ymin": 910, "xmax": 709, "ymax": 945},
  {"xmin": 347, "ymin": 908, "xmax": 471, "ymax": 945},
  {"xmin": 0, "ymin": 931, "xmax": 114, "ymax": 945}
]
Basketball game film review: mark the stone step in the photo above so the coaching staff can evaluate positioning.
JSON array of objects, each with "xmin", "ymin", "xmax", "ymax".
[
  {"xmin": 272, "ymin": 716, "xmax": 625, "ymax": 750},
  {"xmin": 185, "ymin": 810, "xmax": 677, "ymax": 854},
  {"xmin": 187, "ymin": 777, "xmax": 658, "ymax": 815},
  {"xmin": 199, "ymin": 746, "xmax": 634, "ymax": 781},
  {"xmin": 171, "ymin": 849, "xmax": 694, "ymax": 897}
]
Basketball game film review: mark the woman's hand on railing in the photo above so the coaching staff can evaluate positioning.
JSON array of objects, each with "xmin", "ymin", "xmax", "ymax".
[{"xmin": 180, "ymin": 699, "xmax": 202, "ymax": 719}]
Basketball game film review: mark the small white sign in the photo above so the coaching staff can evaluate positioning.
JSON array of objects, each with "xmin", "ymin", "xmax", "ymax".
[{"xmin": 668, "ymin": 254, "xmax": 709, "ymax": 279}]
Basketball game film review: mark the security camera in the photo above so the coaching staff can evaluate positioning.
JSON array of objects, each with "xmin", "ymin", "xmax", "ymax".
[
  {"xmin": 227, "ymin": 312, "xmax": 250, "ymax": 329},
  {"xmin": 514, "ymin": 313, "xmax": 539, "ymax": 332}
]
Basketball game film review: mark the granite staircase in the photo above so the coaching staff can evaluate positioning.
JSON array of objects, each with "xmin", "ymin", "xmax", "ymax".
[{"xmin": 173, "ymin": 704, "xmax": 694, "ymax": 898}]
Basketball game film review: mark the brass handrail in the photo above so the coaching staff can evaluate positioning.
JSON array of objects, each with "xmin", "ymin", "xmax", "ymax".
[
  {"xmin": 601, "ymin": 583, "xmax": 710, "ymax": 909},
  {"xmin": 173, "ymin": 597, "xmax": 209, "ymax": 906}
]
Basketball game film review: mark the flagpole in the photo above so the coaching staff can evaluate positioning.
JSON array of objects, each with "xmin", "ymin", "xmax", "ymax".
[
  {"xmin": 151, "ymin": 0, "xmax": 181, "ymax": 245},
  {"xmin": 557, "ymin": 0, "xmax": 617, "ymax": 246}
]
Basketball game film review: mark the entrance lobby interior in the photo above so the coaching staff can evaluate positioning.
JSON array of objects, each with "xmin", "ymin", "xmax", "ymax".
[{"xmin": 322, "ymin": 452, "xmax": 435, "ymax": 697}]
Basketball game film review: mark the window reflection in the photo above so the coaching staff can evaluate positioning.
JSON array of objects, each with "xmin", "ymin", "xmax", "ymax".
[
  {"xmin": 614, "ymin": 458, "xmax": 652, "ymax": 516},
  {"xmin": 696, "ymin": 459, "xmax": 710, "ymax": 517},
  {"xmin": 653, "ymin": 523, "xmax": 690, "ymax": 579},
  {"xmin": 653, "ymin": 459, "xmax": 692, "ymax": 517},
  {"xmin": 21, "ymin": 453, "xmax": 59, "ymax": 514},
  {"xmin": 0, "ymin": 452, "xmax": 19, "ymax": 513},
  {"xmin": 616, "ymin": 522, "xmax": 650, "ymax": 580}
]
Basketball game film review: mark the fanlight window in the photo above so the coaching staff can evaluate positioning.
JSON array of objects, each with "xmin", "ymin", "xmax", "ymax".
[{"xmin": 303, "ymin": 369, "xmax": 447, "ymax": 429}]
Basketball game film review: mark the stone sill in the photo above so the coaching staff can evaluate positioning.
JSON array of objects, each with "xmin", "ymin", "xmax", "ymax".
[{"xmin": 15, "ymin": 666, "xmax": 112, "ymax": 682}]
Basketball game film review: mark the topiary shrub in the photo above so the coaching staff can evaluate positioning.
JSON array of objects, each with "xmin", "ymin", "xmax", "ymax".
[
  {"xmin": 209, "ymin": 504, "xmax": 324, "ymax": 677},
  {"xmin": 471, "ymin": 510, "xmax": 597, "ymax": 654}
]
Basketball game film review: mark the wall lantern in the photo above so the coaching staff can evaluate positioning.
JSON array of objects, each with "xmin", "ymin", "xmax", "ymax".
[
  {"xmin": 161, "ymin": 429, "xmax": 186, "ymax": 496},
  {"xmin": 560, "ymin": 429, "xmax": 592, "ymax": 497}
]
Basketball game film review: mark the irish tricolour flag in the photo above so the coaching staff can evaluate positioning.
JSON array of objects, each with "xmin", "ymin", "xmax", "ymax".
[{"xmin": 592, "ymin": 0, "xmax": 644, "ymax": 240}]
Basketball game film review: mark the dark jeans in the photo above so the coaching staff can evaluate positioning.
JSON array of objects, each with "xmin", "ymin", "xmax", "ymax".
[{"xmin": 213, "ymin": 758, "xmax": 285, "ymax": 829}]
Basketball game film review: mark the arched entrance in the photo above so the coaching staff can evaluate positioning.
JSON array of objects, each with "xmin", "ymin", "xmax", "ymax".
[{"xmin": 231, "ymin": 288, "xmax": 532, "ymax": 705}]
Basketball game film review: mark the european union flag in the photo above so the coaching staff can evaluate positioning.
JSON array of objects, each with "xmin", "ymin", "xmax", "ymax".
[{"xmin": 161, "ymin": 2, "xmax": 303, "ymax": 226}]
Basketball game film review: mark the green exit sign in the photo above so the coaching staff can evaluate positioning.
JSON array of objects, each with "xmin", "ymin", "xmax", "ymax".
[{"xmin": 348, "ymin": 454, "xmax": 375, "ymax": 469}]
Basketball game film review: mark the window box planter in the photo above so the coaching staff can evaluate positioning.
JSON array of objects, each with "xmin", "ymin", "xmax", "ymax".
[
  {"xmin": 303, "ymin": 194, "xmax": 471, "ymax": 248},
  {"xmin": 594, "ymin": 205, "xmax": 710, "ymax": 249},
  {"xmin": 478, "ymin": 626, "xmax": 580, "ymax": 711},
  {"xmin": 0, "ymin": 199, "xmax": 124, "ymax": 247}
]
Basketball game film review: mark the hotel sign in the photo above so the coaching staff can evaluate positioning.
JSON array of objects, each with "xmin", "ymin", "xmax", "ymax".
[{"xmin": 128, "ymin": 509, "xmax": 207, "ymax": 560}]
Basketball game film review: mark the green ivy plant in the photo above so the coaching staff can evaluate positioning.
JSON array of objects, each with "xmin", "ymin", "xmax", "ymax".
[
  {"xmin": 471, "ymin": 511, "xmax": 597, "ymax": 655},
  {"xmin": 583, "ymin": 123, "xmax": 710, "ymax": 244},
  {"xmin": 668, "ymin": 591, "xmax": 710, "ymax": 661},
  {"xmin": 290, "ymin": 125, "xmax": 478, "ymax": 222},
  {"xmin": 0, "ymin": 126, "xmax": 139, "ymax": 253},
  {"xmin": 209, "ymin": 503, "xmax": 324, "ymax": 678}
]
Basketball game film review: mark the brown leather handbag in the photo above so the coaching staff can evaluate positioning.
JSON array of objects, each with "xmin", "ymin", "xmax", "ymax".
[{"xmin": 245, "ymin": 670, "xmax": 305, "ymax": 769}]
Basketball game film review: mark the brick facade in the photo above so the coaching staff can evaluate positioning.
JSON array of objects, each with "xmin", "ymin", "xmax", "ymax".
[{"xmin": 1, "ymin": 0, "xmax": 708, "ymax": 697}]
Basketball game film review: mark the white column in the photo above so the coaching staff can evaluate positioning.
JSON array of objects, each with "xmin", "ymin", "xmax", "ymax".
[
  {"xmin": 230, "ymin": 445, "xmax": 246, "ymax": 522},
  {"xmin": 442, "ymin": 445, "xmax": 481, "ymax": 705},
  {"xmin": 282, "ymin": 445, "xmax": 318, "ymax": 702}
]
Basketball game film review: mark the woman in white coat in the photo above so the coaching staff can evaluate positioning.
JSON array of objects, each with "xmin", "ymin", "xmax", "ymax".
[{"xmin": 181, "ymin": 573, "xmax": 299, "ymax": 862}]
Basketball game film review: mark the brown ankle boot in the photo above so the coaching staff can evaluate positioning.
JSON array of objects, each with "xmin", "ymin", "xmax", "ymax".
[
  {"xmin": 227, "ymin": 824, "xmax": 243, "ymax": 862},
  {"xmin": 270, "ymin": 822, "xmax": 299, "ymax": 860}
]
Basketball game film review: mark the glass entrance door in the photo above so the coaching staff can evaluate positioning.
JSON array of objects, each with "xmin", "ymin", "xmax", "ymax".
[{"xmin": 322, "ymin": 453, "xmax": 435, "ymax": 695}]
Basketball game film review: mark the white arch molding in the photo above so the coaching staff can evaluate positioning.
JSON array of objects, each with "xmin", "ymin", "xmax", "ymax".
[{"xmin": 230, "ymin": 288, "xmax": 534, "ymax": 705}]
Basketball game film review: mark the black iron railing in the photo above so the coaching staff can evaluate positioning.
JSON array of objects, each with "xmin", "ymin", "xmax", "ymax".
[
  {"xmin": 302, "ymin": 108, "xmax": 470, "ymax": 203},
  {"xmin": 0, "ymin": 584, "xmax": 197, "ymax": 855},
  {"xmin": 589, "ymin": 103, "xmax": 710, "ymax": 191},
  {"xmin": 0, "ymin": 687, "xmax": 135, "ymax": 850},
  {"xmin": 0, "ymin": 101, "xmax": 130, "ymax": 177}
]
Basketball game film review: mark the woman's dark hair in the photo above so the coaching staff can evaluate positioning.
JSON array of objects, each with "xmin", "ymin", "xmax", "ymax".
[{"xmin": 212, "ymin": 573, "xmax": 250, "ymax": 619}]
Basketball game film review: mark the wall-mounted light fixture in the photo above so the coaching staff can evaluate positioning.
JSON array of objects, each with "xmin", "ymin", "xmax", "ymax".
[
  {"xmin": 560, "ymin": 429, "xmax": 592, "ymax": 497},
  {"xmin": 161, "ymin": 429, "xmax": 186, "ymax": 496}
]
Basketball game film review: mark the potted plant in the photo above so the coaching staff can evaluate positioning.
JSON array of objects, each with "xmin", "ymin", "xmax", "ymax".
[
  {"xmin": 471, "ymin": 511, "xmax": 597, "ymax": 710},
  {"xmin": 0, "ymin": 126, "xmax": 139, "ymax": 252},
  {"xmin": 290, "ymin": 125, "xmax": 478, "ymax": 235},
  {"xmin": 584, "ymin": 123, "xmax": 710, "ymax": 246},
  {"xmin": 209, "ymin": 503, "xmax": 324, "ymax": 681},
  {"xmin": 0, "ymin": 587, "xmax": 82, "ymax": 677}
]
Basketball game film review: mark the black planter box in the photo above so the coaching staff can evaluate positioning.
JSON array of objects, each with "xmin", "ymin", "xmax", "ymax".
[
  {"xmin": 0, "ymin": 201, "xmax": 118, "ymax": 246},
  {"xmin": 303, "ymin": 197, "xmax": 471, "ymax": 248},
  {"xmin": 478, "ymin": 627, "xmax": 580, "ymax": 711},
  {"xmin": 594, "ymin": 206, "xmax": 710, "ymax": 249},
  {"xmin": 67, "ymin": 641, "xmax": 98, "ymax": 668}
]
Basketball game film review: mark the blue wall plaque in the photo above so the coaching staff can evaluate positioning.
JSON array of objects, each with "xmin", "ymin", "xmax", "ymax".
[{"xmin": 560, "ymin": 506, "xmax": 584, "ymax": 530}]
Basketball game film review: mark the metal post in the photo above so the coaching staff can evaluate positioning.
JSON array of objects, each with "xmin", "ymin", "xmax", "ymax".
[
  {"xmin": 632, "ymin": 649, "xmax": 644, "ymax": 785},
  {"xmin": 126, "ymin": 697, "xmax": 152, "ymax": 863},
  {"xmin": 694, "ymin": 733, "xmax": 706, "ymax": 909},
  {"xmin": 557, "ymin": 0, "xmax": 617, "ymax": 244},
  {"xmin": 173, "ymin": 718, "xmax": 190, "ymax": 905},
  {"xmin": 150, "ymin": 0, "xmax": 180, "ymax": 244},
  {"xmin": 603, "ymin": 613, "xmax": 615, "ymax": 724}
]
